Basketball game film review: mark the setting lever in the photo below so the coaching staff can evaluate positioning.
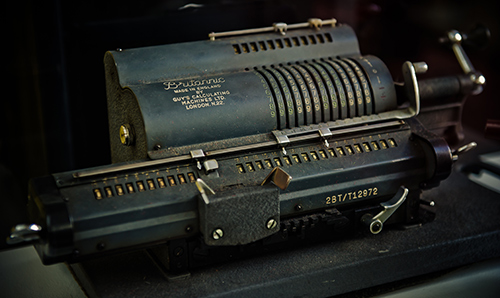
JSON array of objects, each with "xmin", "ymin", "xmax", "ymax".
[
  {"xmin": 7, "ymin": 223, "xmax": 42, "ymax": 245},
  {"xmin": 361, "ymin": 186, "xmax": 408, "ymax": 234},
  {"xmin": 452, "ymin": 141, "xmax": 477, "ymax": 162}
]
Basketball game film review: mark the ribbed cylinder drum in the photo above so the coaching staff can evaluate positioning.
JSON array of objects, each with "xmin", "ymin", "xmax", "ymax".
[{"xmin": 104, "ymin": 24, "xmax": 396, "ymax": 163}]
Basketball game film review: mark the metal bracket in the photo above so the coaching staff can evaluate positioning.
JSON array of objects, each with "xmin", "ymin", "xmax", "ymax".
[
  {"xmin": 273, "ymin": 131, "xmax": 290, "ymax": 155},
  {"xmin": 190, "ymin": 149, "xmax": 219, "ymax": 174},
  {"xmin": 197, "ymin": 183, "xmax": 280, "ymax": 246},
  {"xmin": 273, "ymin": 22, "xmax": 287, "ymax": 35},
  {"xmin": 308, "ymin": 18, "xmax": 325, "ymax": 30},
  {"xmin": 318, "ymin": 127, "xmax": 332, "ymax": 148},
  {"xmin": 190, "ymin": 149, "xmax": 205, "ymax": 170}
]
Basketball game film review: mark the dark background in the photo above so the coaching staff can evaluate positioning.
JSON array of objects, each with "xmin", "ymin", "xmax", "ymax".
[{"xmin": 1, "ymin": 0, "xmax": 499, "ymax": 250}]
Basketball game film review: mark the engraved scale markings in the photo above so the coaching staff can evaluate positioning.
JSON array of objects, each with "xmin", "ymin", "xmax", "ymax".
[
  {"xmin": 317, "ymin": 61, "xmax": 347, "ymax": 119},
  {"xmin": 255, "ymin": 70, "xmax": 286, "ymax": 129},
  {"xmin": 253, "ymin": 71, "xmax": 278, "ymax": 121},
  {"xmin": 324, "ymin": 60, "xmax": 356, "ymax": 118},
  {"xmin": 292, "ymin": 64, "xmax": 323, "ymax": 123},
  {"xmin": 268, "ymin": 68, "xmax": 296, "ymax": 128},
  {"xmin": 310, "ymin": 62, "xmax": 339, "ymax": 121},
  {"xmin": 336, "ymin": 59, "xmax": 365, "ymax": 117},
  {"xmin": 283, "ymin": 65, "xmax": 313, "ymax": 125},
  {"xmin": 245, "ymin": 56, "xmax": 391, "ymax": 130},
  {"xmin": 344, "ymin": 58, "xmax": 373, "ymax": 115},
  {"xmin": 275, "ymin": 67, "xmax": 305, "ymax": 127},
  {"xmin": 302, "ymin": 63, "xmax": 331, "ymax": 123}
]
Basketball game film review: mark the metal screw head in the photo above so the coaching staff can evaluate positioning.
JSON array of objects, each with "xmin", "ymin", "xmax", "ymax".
[
  {"xmin": 212, "ymin": 228, "xmax": 224, "ymax": 240},
  {"xmin": 174, "ymin": 247, "xmax": 184, "ymax": 257},
  {"xmin": 119, "ymin": 124, "xmax": 134, "ymax": 146},
  {"xmin": 266, "ymin": 218, "xmax": 278, "ymax": 230}
]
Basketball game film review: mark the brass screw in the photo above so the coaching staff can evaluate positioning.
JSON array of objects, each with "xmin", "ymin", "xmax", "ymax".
[
  {"xmin": 119, "ymin": 124, "xmax": 134, "ymax": 146},
  {"xmin": 212, "ymin": 228, "xmax": 224, "ymax": 240},
  {"xmin": 266, "ymin": 218, "xmax": 277, "ymax": 230}
]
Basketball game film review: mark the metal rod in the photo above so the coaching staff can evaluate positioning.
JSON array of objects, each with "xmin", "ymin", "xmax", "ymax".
[
  {"xmin": 73, "ymin": 119, "xmax": 403, "ymax": 179},
  {"xmin": 208, "ymin": 18, "xmax": 336, "ymax": 40}
]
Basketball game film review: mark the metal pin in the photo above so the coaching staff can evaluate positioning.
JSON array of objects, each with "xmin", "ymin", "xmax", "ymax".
[
  {"xmin": 412, "ymin": 62, "xmax": 428, "ymax": 74},
  {"xmin": 474, "ymin": 74, "xmax": 486, "ymax": 85},
  {"xmin": 420, "ymin": 199, "xmax": 435, "ymax": 207}
]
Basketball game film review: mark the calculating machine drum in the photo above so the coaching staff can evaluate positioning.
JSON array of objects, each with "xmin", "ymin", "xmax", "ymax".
[{"xmin": 105, "ymin": 19, "xmax": 397, "ymax": 163}]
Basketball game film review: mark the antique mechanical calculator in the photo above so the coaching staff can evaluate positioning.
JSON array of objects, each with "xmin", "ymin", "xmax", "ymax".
[{"xmin": 8, "ymin": 18, "xmax": 485, "ymax": 274}]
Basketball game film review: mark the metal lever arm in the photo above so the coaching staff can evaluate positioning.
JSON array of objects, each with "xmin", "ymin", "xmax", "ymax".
[
  {"xmin": 7, "ymin": 223, "xmax": 42, "ymax": 245},
  {"xmin": 443, "ymin": 29, "xmax": 486, "ymax": 95},
  {"xmin": 362, "ymin": 186, "xmax": 408, "ymax": 234}
]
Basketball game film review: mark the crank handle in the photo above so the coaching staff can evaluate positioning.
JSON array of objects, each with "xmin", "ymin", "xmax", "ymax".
[{"xmin": 361, "ymin": 186, "xmax": 408, "ymax": 234}]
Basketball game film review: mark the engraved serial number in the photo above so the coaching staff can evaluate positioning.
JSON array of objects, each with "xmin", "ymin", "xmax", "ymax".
[{"xmin": 325, "ymin": 187, "xmax": 378, "ymax": 205}]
